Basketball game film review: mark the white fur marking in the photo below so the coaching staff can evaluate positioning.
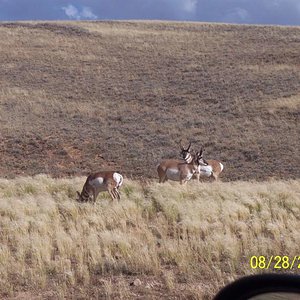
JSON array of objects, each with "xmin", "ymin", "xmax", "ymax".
[
  {"xmin": 185, "ymin": 172, "xmax": 194, "ymax": 181},
  {"xmin": 199, "ymin": 165, "xmax": 213, "ymax": 177},
  {"xmin": 220, "ymin": 163, "xmax": 224, "ymax": 172},
  {"xmin": 166, "ymin": 168, "xmax": 181, "ymax": 181},
  {"xmin": 90, "ymin": 177, "xmax": 104, "ymax": 186},
  {"xmin": 185, "ymin": 153, "xmax": 193, "ymax": 163},
  {"xmin": 113, "ymin": 172, "xmax": 123, "ymax": 188}
]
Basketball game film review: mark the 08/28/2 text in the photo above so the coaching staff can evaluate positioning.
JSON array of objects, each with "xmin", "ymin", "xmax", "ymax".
[{"xmin": 250, "ymin": 256, "xmax": 300, "ymax": 270}]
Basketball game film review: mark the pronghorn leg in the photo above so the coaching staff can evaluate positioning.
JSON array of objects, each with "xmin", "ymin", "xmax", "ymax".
[
  {"xmin": 108, "ymin": 189, "xmax": 116, "ymax": 201},
  {"xmin": 114, "ymin": 188, "xmax": 121, "ymax": 200},
  {"xmin": 209, "ymin": 173, "xmax": 217, "ymax": 182},
  {"xmin": 106, "ymin": 180, "xmax": 114, "ymax": 201},
  {"xmin": 212, "ymin": 172, "xmax": 218, "ymax": 181},
  {"xmin": 180, "ymin": 179, "xmax": 188, "ymax": 192},
  {"xmin": 92, "ymin": 187, "xmax": 97, "ymax": 202},
  {"xmin": 180, "ymin": 176, "xmax": 186, "ymax": 185},
  {"xmin": 112, "ymin": 187, "xmax": 119, "ymax": 200},
  {"xmin": 157, "ymin": 166, "xmax": 167, "ymax": 183},
  {"xmin": 158, "ymin": 174, "xmax": 164, "ymax": 183},
  {"xmin": 159, "ymin": 175, "xmax": 167, "ymax": 183}
]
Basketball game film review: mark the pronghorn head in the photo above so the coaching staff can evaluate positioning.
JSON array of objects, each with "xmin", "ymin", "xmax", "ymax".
[
  {"xmin": 76, "ymin": 191, "xmax": 84, "ymax": 202},
  {"xmin": 195, "ymin": 148, "xmax": 209, "ymax": 166},
  {"xmin": 179, "ymin": 140, "xmax": 193, "ymax": 163},
  {"xmin": 76, "ymin": 191, "xmax": 91, "ymax": 202}
]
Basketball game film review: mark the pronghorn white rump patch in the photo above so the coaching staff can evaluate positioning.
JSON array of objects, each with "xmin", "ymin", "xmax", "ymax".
[
  {"xmin": 113, "ymin": 172, "xmax": 123, "ymax": 187},
  {"xmin": 220, "ymin": 163, "xmax": 224, "ymax": 172}
]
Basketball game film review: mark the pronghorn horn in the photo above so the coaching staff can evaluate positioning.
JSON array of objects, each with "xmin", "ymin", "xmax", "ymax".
[
  {"xmin": 179, "ymin": 139, "xmax": 184, "ymax": 150},
  {"xmin": 199, "ymin": 147, "xmax": 203, "ymax": 157},
  {"xmin": 179, "ymin": 139, "xmax": 191, "ymax": 151}
]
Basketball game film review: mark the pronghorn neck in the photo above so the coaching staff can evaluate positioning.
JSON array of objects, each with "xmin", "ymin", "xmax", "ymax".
[
  {"xmin": 183, "ymin": 152, "xmax": 193, "ymax": 164},
  {"xmin": 188, "ymin": 147, "xmax": 208, "ymax": 167},
  {"xmin": 78, "ymin": 184, "xmax": 91, "ymax": 202}
]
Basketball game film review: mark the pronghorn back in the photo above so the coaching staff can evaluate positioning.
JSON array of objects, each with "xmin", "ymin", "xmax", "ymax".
[{"xmin": 157, "ymin": 159, "xmax": 185, "ymax": 171}]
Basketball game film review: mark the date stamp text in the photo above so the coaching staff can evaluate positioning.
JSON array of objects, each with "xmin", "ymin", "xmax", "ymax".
[{"xmin": 250, "ymin": 256, "xmax": 300, "ymax": 270}]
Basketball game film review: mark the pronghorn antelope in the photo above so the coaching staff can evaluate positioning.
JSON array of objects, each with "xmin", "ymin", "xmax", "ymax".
[
  {"xmin": 180, "ymin": 146, "xmax": 224, "ymax": 181},
  {"xmin": 77, "ymin": 171, "xmax": 123, "ymax": 202},
  {"xmin": 157, "ymin": 142, "xmax": 208, "ymax": 184}
]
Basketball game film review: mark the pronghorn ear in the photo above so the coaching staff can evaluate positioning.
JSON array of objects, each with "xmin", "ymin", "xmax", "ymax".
[{"xmin": 187, "ymin": 141, "xmax": 191, "ymax": 151}]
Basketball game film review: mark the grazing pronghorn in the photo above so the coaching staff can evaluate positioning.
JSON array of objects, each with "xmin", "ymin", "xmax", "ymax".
[
  {"xmin": 77, "ymin": 171, "xmax": 123, "ymax": 202},
  {"xmin": 157, "ymin": 143, "xmax": 207, "ymax": 184},
  {"xmin": 180, "ymin": 146, "xmax": 224, "ymax": 181}
]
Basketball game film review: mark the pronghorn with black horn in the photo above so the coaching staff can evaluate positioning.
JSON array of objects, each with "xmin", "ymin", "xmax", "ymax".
[
  {"xmin": 77, "ymin": 171, "xmax": 123, "ymax": 202},
  {"xmin": 157, "ymin": 141, "xmax": 207, "ymax": 184},
  {"xmin": 180, "ymin": 146, "xmax": 224, "ymax": 181}
]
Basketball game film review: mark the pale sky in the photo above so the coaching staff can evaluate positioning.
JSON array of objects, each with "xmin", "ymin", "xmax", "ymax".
[{"xmin": 0, "ymin": 0, "xmax": 300, "ymax": 25}]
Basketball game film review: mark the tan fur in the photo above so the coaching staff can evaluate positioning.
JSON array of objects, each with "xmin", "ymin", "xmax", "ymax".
[{"xmin": 207, "ymin": 159, "xmax": 223, "ymax": 180}]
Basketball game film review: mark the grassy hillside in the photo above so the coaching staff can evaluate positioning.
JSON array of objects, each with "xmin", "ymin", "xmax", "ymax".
[
  {"xmin": 0, "ymin": 176, "xmax": 299, "ymax": 299},
  {"xmin": 0, "ymin": 21, "xmax": 299, "ymax": 180}
]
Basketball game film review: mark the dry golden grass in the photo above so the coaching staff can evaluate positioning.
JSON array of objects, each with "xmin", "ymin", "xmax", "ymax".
[{"xmin": 0, "ymin": 175, "xmax": 299, "ymax": 299}]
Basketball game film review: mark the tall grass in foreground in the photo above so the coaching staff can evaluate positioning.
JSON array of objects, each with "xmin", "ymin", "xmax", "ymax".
[{"xmin": 0, "ymin": 175, "xmax": 299, "ymax": 299}]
